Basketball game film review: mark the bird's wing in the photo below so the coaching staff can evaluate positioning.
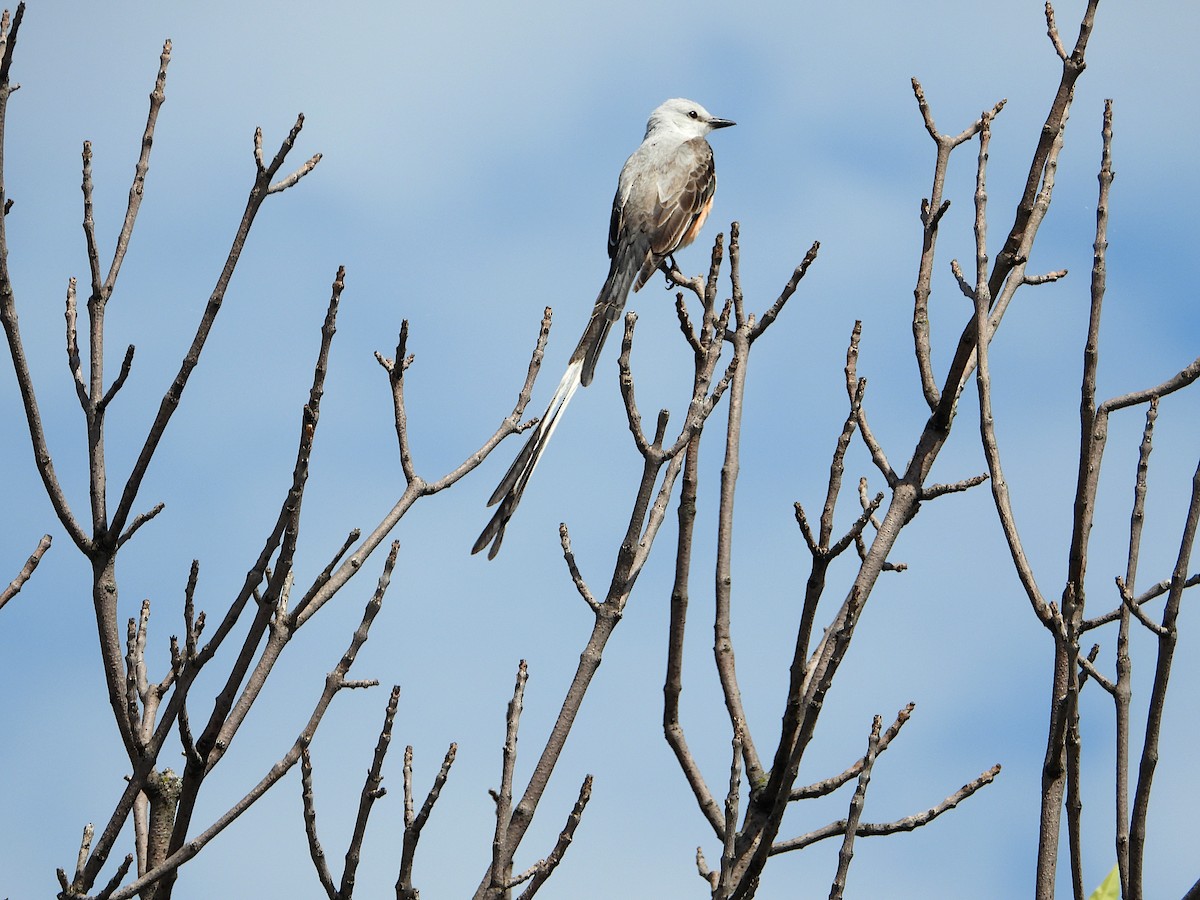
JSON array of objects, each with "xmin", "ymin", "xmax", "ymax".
[{"xmin": 634, "ymin": 137, "xmax": 717, "ymax": 288}]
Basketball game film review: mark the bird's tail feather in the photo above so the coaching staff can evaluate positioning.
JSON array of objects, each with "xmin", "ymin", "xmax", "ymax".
[
  {"xmin": 575, "ymin": 246, "xmax": 641, "ymax": 387},
  {"xmin": 472, "ymin": 360, "xmax": 583, "ymax": 559},
  {"xmin": 474, "ymin": 242, "xmax": 643, "ymax": 559}
]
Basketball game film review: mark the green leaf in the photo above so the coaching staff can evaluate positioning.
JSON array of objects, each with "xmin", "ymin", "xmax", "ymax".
[{"xmin": 1087, "ymin": 864, "xmax": 1121, "ymax": 900}]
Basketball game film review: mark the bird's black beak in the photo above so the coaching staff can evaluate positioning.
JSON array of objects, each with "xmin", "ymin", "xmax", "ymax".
[{"xmin": 709, "ymin": 117, "xmax": 736, "ymax": 129}]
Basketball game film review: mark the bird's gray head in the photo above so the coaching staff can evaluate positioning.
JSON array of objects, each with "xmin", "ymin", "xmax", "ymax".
[{"xmin": 644, "ymin": 98, "xmax": 735, "ymax": 141}]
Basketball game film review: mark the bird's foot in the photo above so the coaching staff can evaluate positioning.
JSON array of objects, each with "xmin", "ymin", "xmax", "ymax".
[{"xmin": 662, "ymin": 255, "xmax": 681, "ymax": 288}]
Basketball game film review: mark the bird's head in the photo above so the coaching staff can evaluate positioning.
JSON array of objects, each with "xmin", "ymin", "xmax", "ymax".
[{"xmin": 645, "ymin": 98, "xmax": 735, "ymax": 141}]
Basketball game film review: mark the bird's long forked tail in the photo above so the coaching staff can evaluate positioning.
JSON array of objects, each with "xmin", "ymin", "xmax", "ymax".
[
  {"xmin": 472, "ymin": 359, "xmax": 583, "ymax": 559},
  {"xmin": 472, "ymin": 250, "xmax": 639, "ymax": 559}
]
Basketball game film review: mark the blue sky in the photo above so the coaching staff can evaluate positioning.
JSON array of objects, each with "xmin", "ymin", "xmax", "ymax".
[{"xmin": 1, "ymin": 1, "xmax": 1198, "ymax": 897}]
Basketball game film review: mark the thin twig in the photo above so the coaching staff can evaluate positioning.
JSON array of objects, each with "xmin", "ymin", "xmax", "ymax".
[
  {"xmin": 116, "ymin": 502, "xmax": 164, "ymax": 549},
  {"xmin": 909, "ymin": 77, "xmax": 1006, "ymax": 409},
  {"xmin": 934, "ymin": 0, "xmax": 1097, "ymax": 430},
  {"xmin": 487, "ymin": 660, "xmax": 529, "ymax": 894},
  {"xmin": 719, "ymin": 732, "xmax": 744, "ymax": 896},
  {"xmin": 771, "ymin": 764, "xmax": 1002, "ymax": 855},
  {"xmin": 1117, "ymin": 576, "xmax": 1166, "ymax": 637},
  {"xmin": 339, "ymin": 685, "xmax": 403, "ymax": 899},
  {"xmin": 108, "ymin": 115, "xmax": 319, "ymax": 543},
  {"xmin": 559, "ymin": 524, "xmax": 600, "ymax": 612},
  {"xmin": 478, "ymin": 235, "xmax": 736, "ymax": 897},
  {"xmin": 300, "ymin": 747, "xmax": 338, "ymax": 900},
  {"xmin": 100, "ymin": 541, "xmax": 399, "ymax": 900},
  {"xmin": 791, "ymin": 704, "xmax": 915, "ymax": 800},
  {"xmin": 0, "ymin": 532, "xmax": 50, "ymax": 611},
  {"xmin": 1128, "ymin": 454, "xmax": 1200, "ymax": 895},
  {"xmin": 1077, "ymin": 650, "xmax": 1114, "ymax": 695},
  {"xmin": 820, "ymin": 376, "xmax": 865, "ymax": 551},
  {"xmin": 844, "ymin": 322, "xmax": 896, "ymax": 486},
  {"xmin": 397, "ymin": 741, "xmax": 456, "ymax": 900},
  {"xmin": 920, "ymin": 474, "xmax": 989, "ymax": 500},
  {"xmin": 665, "ymin": 427, "xmax": 723, "ymax": 837},
  {"xmin": 971, "ymin": 107, "xmax": 1055, "ymax": 629},
  {"xmin": 514, "ymin": 775, "xmax": 593, "ymax": 900},
  {"xmin": 829, "ymin": 716, "xmax": 882, "ymax": 900},
  {"xmin": 712, "ymin": 296, "xmax": 766, "ymax": 786},
  {"xmin": 749, "ymin": 238, "xmax": 819, "ymax": 342}
]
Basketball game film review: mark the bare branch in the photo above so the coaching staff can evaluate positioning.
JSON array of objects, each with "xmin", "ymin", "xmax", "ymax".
[
  {"xmin": 65, "ymin": 276, "xmax": 87, "ymax": 405},
  {"xmin": 101, "ymin": 541, "xmax": 399, "ymax": 900},
  {"xmin": 829, "ymin": 716, "xmax": 883, "ymax": 900},
  {"xmin": 697, "ymin": 846, "xmax": 718, "ymax": 891},
  {"xmin": 340, "ymin": 685, "xmax": 403, "ymax": 900},
  {"xmin": 256, "ymin": 115, "xmax": 322, "ymax": 194},
  {"xmin": 827, "ymin": 491, "xmax": 884, "ymax": 562},
  {"xmin": 971, "ymin": 108, "xmax": 1055, "ymax": 630},
  {"xmin": 397, "ymin": 741, "xmax": 456, "ymax": 900},
  {"xmin": 853, "ymin": 478, "xmax": 905, "ymax": 573},
  {"xmin": 820, "ymin": 375, "xmax": 866, "ymax": 551},
  {"xmin": 0, "ymin": 8, "xmax": 89, "ymax": 552},
  {"xmin": 748, "ymin": 238, "xmax": 819, "ymax": 342},
  {"xmin": 1116, "ymin": 576, "xmax": 1167, "ymax": 637},
  {"xmin": 97, "ymin": 344, "xmax": 135, "ymax": 412},
  {"xmin": 559, "ymin": 524, "xmax": 600, "ymax": 612},
  {"xmin": 1098, "ymin": 356, "xmax": 1200, "ymax": 415},
  {"xmin": 94, "ymin": 854, "xmax": 133, "ymax": 900},
  {"xmin": 1113, "ymin": 386, "xmax": 1154, "ymax": 894},
  {"xmin": 794, "ymin": 501, "xmax": 818, "ymax": 556},
  {"xmin": 617, "ymin": 311, "xmax": 653, "ymax": 457},
  {"xmin": 1023, "ymin": 268, "xmax": 1068, "ymax": 286},
  {"xmin": 294, "ymin": 527, "xmax": 362, "ymax": 619},
  {"xmin": 949, "ymin": 258, "xmax": 975, "ymax": 300},
  {"xmin": 478, "ymin": 232, "xmax": 737, "ymax": 896},
  {"xmin": 514, "ymin": 775, "xmax": 593, "ymax": 900},
  {"xmin": 300, "ymin": 748, "xmax": 338, "ymax": 900},
  {"xmin": 72, "ymin": 823, "xmax": 95, "ymax": 888},
  {"xmin": 1135, "ymin": 574, "xmax": 1200, "ymax": 608},
  {"xmin": 665, "ymin": 430, "xmax": 724, "ymax": 838},
  {"xmin": 108, "ymin": 116, "xmax": 321, "ymax": 543},
  {"xmin": 1128, "ymin": 454, "xmax": 1200, "ymax": 892},
  {"xmin": 933, "ymin": 0, "xmax": 1097, "ymax": 430},
  {"xmin": 378, "ymin": 315, "xmax": 419, "ymax": 482},
  {"xmin": 720, "ymin": 732, "xmax": 744, "ymax": 891},
  {"xmin": 909, "ymin": 78, "xmax": 1006, "ymax": 408},
  {"xmin": 771, "ymin": 764, "xmax": 1002, "ymax": 855},
  {"xmin": 0, "ymin": 532, "xmax": 50, "ymax": 611},
  {"xmin": 791, "ymin": 704, "xmax": 915, "ymax": 800},
  {"xmin": 427, "ymin": 306, "xmax": 555, "ymax": 498},
  {"xmin": 116, "ymin": 502, "xmax": 164, "ymax": 549},
  {"xmin": 268, "ymin": 150, "xmax": 322, "ymax": 194},
  {"xmin": 911, "ymin": 77, "xmax": 1007, "ymax": 148},
  {"xmin": 0, "ymin": 271, "xmax": 90, "ymax": 548},
  {"xmin": 487, "ymin": 660, "xmax": 529, "ymax": 895},
  {"xmin": 1077, "ymin": 647, "xmax": 1115, "ymax": 695},
  {"xmin": 674, "ymin": 291, "xmax": 703, "ymax": 354},
  {"xmin": 712, "ymin": 289, "xmax": 766, "ymax": 786},
  {"xmin": 81, "ymin": 140, "xmax": 103, "ymax": 302},
  {"xmin": 844, "ymin": 322, "xmax": 896, "ymax": 486},
  {"xmin": 1045, "ymin": 0, "xmax": 1069, "ymax": 60},
  {"xmin": 104, "ymin": 39, "xmax": 171, "ymax": 297},
  {"xmin": 920, "ymin": 473, "xmax": 989, "ymax": 501}
]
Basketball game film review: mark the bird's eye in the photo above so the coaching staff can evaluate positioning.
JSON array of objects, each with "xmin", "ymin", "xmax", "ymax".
[{"xmin": 688, "ymin": 109, "xmax": 699, "ymax": 119}]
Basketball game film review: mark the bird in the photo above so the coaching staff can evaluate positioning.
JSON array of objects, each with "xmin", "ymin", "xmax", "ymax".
[{"xmin": 472, "ymin": 98, "xmax": 735, "ymax": 559}]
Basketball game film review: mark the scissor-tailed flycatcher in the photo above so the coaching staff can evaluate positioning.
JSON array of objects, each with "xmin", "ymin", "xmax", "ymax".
[{"xmin": 473, "ymin": 98, "xmax": 735, "ymax": 559}]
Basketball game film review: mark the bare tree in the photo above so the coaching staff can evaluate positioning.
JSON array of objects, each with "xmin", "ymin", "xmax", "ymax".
[
  {"xmin": 2, "ymin": 1, "xmax": 1196, "ymax": 898},
  {"xmin": 0, "ymin": 5, "xmax": 553, "ymax": 897},
  {"xmin": 974, "ymin": 78, "xmax": 1200, "ymax": 900},
  {"xmin": 652, "ymin": 1, "xmax": 1192, "ymax": 897}
]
